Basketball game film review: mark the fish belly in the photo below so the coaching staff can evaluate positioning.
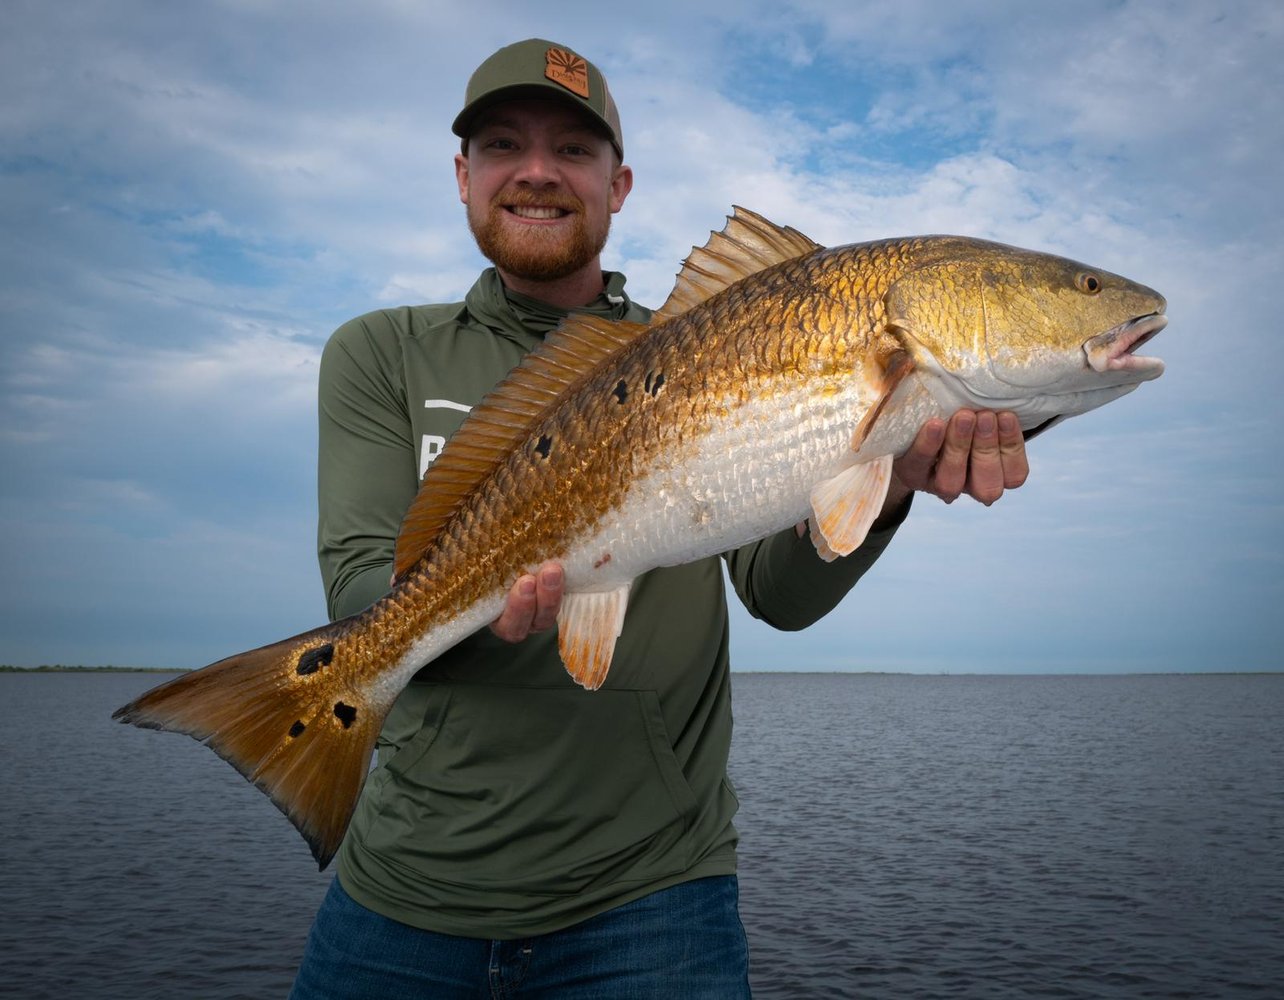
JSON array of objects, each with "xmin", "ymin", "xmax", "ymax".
[{"xmin": 561, "ymin": 378, "xmax": 871, "ymax": 590}]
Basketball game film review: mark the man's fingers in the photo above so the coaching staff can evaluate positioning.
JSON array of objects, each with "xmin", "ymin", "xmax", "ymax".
[
  {"xmin": 892, "ymin": 418, "xmax": 947, "ymax": 493},
  {"xmin": 530, "ymin": 562, "xmax": 564, "ymax": 632},
  {"xmin": 932, "ymin": 410, "xmax": 976, "ymax": 502},
  {"xmin": 997, "ymin": 411, "xmax": 1029, "ymax": 490},
  {"xmin": 964, "ymin": 410, "xmax": 1005, "ymax": 506},
  {"xmin": 490, "ymin": 574, "xmax": 538, "ymax": 643},
  {"xmin": 891, "ymin": 409, "xmax": 1031, "ymax": 509},
  {"xmin": 490, "ymin": 561, "xmax": 565, "ymax": 642}
]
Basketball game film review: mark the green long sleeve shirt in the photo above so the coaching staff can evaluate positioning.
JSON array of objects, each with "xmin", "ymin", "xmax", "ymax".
[{"xmin": 317, "ymin": 268, "xmax": 906, "ymax": 937}]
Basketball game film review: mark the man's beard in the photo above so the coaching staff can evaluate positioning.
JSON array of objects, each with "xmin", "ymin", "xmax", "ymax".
[{"xmin": 467, "ymin": 188, "xmax": 609, "ymax": 282}]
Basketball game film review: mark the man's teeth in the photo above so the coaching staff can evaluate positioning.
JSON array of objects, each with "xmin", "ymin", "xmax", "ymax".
[{"xmin": 510, "ymin": 206, "xmax": 566, "ymax": 219}]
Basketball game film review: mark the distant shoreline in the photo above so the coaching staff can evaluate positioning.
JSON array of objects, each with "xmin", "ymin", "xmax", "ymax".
[{"xmin": 2, "ymin": 665, "xmax": 1279, "ymax": 676}]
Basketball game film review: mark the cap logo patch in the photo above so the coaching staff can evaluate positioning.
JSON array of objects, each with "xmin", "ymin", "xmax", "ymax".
[{"xmin": 545, "ymin": 47, "xmax": 590, "ymax": 99}]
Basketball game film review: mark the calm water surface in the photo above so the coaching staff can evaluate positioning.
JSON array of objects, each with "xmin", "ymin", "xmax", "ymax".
[{"xmin": 0, "ymin": 671, "xmax": 1279, "ymax": 998}]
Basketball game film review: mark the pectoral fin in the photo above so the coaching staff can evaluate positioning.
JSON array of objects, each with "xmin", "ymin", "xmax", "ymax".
[
  {"xmin": 556, "ymin": 585, "xmax": 631, "ymax": 691},
  {"xmin": 808, "ymin": 456, "xmax": 894, "ymax": 561}
]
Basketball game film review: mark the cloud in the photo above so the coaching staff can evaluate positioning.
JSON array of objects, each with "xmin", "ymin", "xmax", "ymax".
[{"xmin": 1, "ymin": 1, "xmax": 1279, "ymax": 672}]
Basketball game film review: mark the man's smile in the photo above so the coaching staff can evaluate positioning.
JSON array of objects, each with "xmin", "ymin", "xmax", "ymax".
[{"xmin": 506, "ymin": 204, "xmax": 572, "ymax": 221}]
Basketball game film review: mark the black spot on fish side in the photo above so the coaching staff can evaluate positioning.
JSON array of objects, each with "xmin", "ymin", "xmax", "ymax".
[
  {"xmin": 613, "ymin": 378, "xmax": 629, "ymax": 404},
  {"xmin": 534, "ymin": 434, "xmax": 552, "ymax": 459},
  {"xmin": 289, "ymin": 720, "xmax": 306, "ymax": 738},
  {"xmin": 296, "ymin": 643, "xmax": 335, "ymax": 675},
  {"xmin": 333, "ymin": 702, "xmax": 358, "ymax": 729}
]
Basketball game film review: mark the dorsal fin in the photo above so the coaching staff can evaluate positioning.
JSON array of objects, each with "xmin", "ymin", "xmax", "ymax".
[
  {"xmin": 651, "ymin": 205, "xmax": 822, "ymax": 323},
  {"xmin": 392, "ymin": 312, "xmax": 650, "ymax": 580}
]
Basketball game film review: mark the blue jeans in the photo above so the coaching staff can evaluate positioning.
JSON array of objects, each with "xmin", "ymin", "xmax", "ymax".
[{"xmin": 289, "ymin": 876, "xmax": 751, "ymax": 999}]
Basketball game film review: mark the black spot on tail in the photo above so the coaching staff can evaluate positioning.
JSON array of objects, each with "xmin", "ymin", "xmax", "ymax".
[
  {"xmin": 612, "ymin": 378, "xmax": 629, "ymax": 404},
  {"xmin": 534, "ymin": 434, "xmax": 552, "ymax": 459},
  {"xmin": 297, "ymin": 643, "xmax": 334, "ymax": 675},
  {"xmin": 289, "ymin": 720, "xmax": 306, "ymax": 738},
  {"xmin": 645, "ymin": 371, "xmax": 665, "ymax": 397},
  {"xmin": 333, "ymin": 702, "xmax": 358, "ymax": 729}
]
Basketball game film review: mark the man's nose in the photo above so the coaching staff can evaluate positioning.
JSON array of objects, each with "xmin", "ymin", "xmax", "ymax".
[{"xmin": 511, "ymin": 146, "xmax": 560, "ymax": 186}]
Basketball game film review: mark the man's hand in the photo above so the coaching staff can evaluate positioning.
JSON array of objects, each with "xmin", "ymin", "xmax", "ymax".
[
  {"xmin": 490, "ymin": 561, "xmax": 565, "ymax": 643},
  {"xmin": 885, "ymin": 409, "xmax": 1029, "ymax": 512}
]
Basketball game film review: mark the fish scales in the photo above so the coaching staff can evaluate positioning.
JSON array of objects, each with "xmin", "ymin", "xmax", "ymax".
[
  {"xmin": 566, "ymin": 257, "xmax": 880, "ymax": 561},
  {"xmin": 114, "ymin": 209, "xmax": 1167, "ymax": 866},
  {"xmin": 501, "ymin": 264, "xmax": 852, "ymax": 558}
]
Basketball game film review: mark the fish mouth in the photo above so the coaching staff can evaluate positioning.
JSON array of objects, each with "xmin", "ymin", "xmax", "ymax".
[{"xmin": 1084, "ymin": 312, "xmax": 1167, "ymax": 380}]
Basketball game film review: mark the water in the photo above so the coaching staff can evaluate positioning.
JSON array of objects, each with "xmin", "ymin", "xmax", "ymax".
[
  {"xmin": 0, "ymin": 672, "xmax": 1279, "ymax": 998},
  {"xmin": 731, "ymin": 673, "xmax": 1282, "ymax": 997}
]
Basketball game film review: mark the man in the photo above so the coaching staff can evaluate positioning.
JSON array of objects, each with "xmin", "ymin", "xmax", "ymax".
[{"xmin": 291, "ymin": 38, "xmax": 1028, "ymax": 999}]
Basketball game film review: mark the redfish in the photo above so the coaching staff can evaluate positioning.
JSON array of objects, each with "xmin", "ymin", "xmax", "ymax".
[{"xmin": 115, "ymin": 208, "xmax": 1166, "ymax": 866}]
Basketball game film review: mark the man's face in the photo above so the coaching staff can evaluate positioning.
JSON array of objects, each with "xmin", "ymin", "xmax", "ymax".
[{"xmin": 455, "ymin": 100, "xmax": 632, "ymax": 285}]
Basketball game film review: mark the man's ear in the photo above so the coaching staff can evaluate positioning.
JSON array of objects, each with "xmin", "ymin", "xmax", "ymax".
[
  {"xmin": 609, "ymin": 163, "xmax": 633, "ymax": 214},
  {"xmin": 454, "ymin": 153, "xmax": 470, "ymax": 206}
]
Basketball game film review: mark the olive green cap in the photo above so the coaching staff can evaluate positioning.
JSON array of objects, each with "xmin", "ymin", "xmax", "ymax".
[{"xmin": 452, "ymin": 38, "xmax": 623, "ymax": 158}]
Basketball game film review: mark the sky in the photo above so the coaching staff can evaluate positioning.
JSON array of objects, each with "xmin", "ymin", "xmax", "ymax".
[{"xmin": 2, "ymin": 0, "xmax": 1281, "ymax": 674}]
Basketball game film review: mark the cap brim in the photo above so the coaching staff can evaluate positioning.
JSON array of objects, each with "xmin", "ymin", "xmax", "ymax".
[{"xmin": 452, "ymin": 84, "xmax": 621, "ymax": 157}]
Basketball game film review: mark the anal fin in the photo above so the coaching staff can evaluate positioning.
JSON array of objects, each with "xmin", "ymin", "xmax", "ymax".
[
  {"xmin": 556, "ymin": 585, "xmax": 631, "ymax": 691},
  {"xmin": 808, "ymin": 456, "xmax": 894, "ymax": 561}
]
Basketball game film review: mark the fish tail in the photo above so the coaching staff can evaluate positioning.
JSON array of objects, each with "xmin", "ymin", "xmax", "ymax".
[{"xmin": 113, "ymin": 618, "xmax": 386, "ymax": 869}]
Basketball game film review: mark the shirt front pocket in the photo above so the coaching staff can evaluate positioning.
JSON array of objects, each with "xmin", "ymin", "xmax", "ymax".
[{"xmin": 364, "ymin": 683, "xmax": 701, "ymax": 898}]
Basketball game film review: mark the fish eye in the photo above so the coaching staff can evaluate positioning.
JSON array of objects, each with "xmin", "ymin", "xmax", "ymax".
[{"xmin": 1076, "ymin": 272, "xmax": 1102, "ymax": 294}]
